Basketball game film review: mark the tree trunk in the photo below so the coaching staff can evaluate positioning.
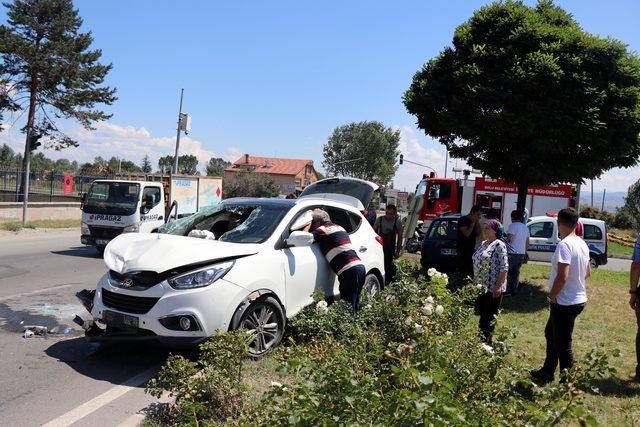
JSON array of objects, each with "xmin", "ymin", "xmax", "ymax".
[{"xmin": 516, "ymin": 180, "xmax": 528, "ymax": 218}]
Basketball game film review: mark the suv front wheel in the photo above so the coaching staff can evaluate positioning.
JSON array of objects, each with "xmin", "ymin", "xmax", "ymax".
[{"xmin": 231, "ymin": 296, "xmax": 285, "ymax": 358}]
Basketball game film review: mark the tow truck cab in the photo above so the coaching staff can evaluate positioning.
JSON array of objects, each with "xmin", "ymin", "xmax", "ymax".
[{"xmin": 80, "ymin": 180, "xmax": 167, "ymax": 251}]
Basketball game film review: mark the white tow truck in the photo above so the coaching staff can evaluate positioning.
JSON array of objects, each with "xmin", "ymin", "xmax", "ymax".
[{"xmin": 80, "ymin": 174, "xmax": 223, "ymax": 253}]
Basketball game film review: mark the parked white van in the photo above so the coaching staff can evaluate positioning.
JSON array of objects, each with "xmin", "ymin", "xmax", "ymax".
[{"xmin": 527, "ymin": 215, "xmax": 608, "ymax": 268}]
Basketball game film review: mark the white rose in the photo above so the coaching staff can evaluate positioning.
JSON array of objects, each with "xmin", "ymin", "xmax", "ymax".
[
  {"xmin": 414, "ymin": 323, "xmax": 424, "ymax": 333},
  {"xmin": 427, "ymin": 267, "xmax": 437, "ymax": 277},
  {"xmin": 435, "ymin": 305, "xmax": 444, "ymax": 316},
  {"xmin": 421, "ymin": 304, "xmax": 434, "ymax": 315},
  {"xmin": 481, "ymin": 343, "xmax": 494, "ymax": 354},
  {"xmin": 270, "ymin": 381, "xmax": 283, "ymax": 388},
  {"xmin": 315, "ymin": 300, "xmax": 329, "ymax": 314},
  {"xmin": 404, "ymin": 316, "xmax": 413, "ymax": 326},
  {"xmin": 445, "ymin": 330, "xmax": 453, "ymax": 337},
  {"xmin": 365, "ymin": 304, "xmax": 372, "ymax": 309},
  {"xmin": 425, "ymin": 296, "xmax": 435, "ymax": 304}
]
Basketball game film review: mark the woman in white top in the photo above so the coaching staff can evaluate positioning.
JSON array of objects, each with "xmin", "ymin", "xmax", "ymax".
[{"xmin": 472, "ymin": 219, "xmax": 509, "ymax": 344}]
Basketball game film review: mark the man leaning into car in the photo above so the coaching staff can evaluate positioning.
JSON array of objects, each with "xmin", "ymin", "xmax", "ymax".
[{"xmin": 306, "ymin": 209, "xmax": 366, "ymax": 313}]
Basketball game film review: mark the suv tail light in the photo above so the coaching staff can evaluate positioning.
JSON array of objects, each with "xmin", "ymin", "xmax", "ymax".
[{"xmin": 375, "ymin": 235, "xmax": 383, "ymax": 245}]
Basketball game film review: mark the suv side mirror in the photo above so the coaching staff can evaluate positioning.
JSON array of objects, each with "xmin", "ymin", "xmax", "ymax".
[{"xmin": 285, "ymin": 231, "xmax": 314, "ymax": 248}]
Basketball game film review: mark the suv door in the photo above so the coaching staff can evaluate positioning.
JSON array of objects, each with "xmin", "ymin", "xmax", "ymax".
[
  {"xmin": 281, "ymin": 207, "xmax": 332, "ymax": 316},
  {"xmin": 527, "ymin": 220, "xmax": 556, "ymax": 262}
]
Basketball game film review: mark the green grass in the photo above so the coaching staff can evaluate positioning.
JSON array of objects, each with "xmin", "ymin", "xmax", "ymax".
[
  {"xmin": 0, "ymin": 218, "xmax": 80, "ymax": 231},
  {"xmin": 608, "ymin": 241, "xmax": 634, "ymax": 257},
  {"xmin": 501, "ymin": 264, "xmax": 640, "ymax": 425}
]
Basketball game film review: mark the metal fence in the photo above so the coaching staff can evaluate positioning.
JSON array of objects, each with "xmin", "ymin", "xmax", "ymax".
[{"xmin": 0, "ymin": 169, "xmax": 108, "ymax": 202}]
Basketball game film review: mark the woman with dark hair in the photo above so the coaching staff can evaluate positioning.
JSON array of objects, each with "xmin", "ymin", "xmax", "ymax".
[{"xmin": 473, "ymin": 219, "xmax": 509, "ymax": 344}]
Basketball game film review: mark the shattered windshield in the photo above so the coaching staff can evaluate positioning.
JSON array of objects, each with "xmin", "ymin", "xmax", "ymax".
[
  {"xmin": 83, "ymin": 182, "xmax": 140, "ymax": 216},
  {"xmin": 158, "ymin": 203, "xmax": 291, "ymax": 244}
]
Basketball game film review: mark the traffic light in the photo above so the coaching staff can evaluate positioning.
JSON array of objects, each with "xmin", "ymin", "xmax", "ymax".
[
  {"xmin": 399, "ymin": 154, "xmax": 403, "ymax": 165},
  {"xmin": 28, "ymin": 133, "xmax": 42, "ymax": 151}
]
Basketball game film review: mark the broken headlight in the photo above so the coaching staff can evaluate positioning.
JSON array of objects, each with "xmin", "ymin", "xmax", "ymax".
[{"xmin": 167, "ymin": 261, "xmax": 234, "ymax": 289}]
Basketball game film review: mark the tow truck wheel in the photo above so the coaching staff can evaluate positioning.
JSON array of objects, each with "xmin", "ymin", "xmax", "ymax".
[
  {"xmin": 590, "ymin": 255, "xmax": 599, "ymax": 269},
  {"xmin": 232, "ymin": 296, "xmax": 285, "ymax": 359}
]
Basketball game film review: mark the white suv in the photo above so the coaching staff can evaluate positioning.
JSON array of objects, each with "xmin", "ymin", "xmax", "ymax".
[{"xmin": 81, "ymin": 178, "xmax": 385, "ymax": 356}]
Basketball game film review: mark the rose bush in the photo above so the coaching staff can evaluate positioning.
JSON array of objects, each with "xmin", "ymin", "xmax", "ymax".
[{"xmin": 147, "ymin": 263, "xmax": 616, "ymax": 426}]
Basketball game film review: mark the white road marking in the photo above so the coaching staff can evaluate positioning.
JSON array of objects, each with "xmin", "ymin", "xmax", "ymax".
[
  {"xmin": 116, "ymin": 392, "xmax": 174, "ymax": 427},
  {"xmin": 0, "ymin": 284, "xmax": 73, "ymax": 301},
  {"xmin": 42, "ymin": 365, "xmax": 160, "ymax": 427}
]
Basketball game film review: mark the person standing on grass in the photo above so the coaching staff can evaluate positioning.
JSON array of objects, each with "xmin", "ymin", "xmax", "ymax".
[
  {"xmin": 374, "ymin": 204, "xmax": 403, "ymax": 283},
  {"xmin": 458, "ymin": 205, "xmax": 483, "ymax": 278},
  {"xmin": 506, "ymin": 210, "xmax": 529, "ymax": 296},
  {"xmin": 307, "ymin": 209, "xmax": 365, "ymax": 313},
  {"xmin": 472, "ymin": 219, "xmax": 508, "ymax": 344},
  {"xmin": 531, "ymin": 208, "xmax": 590, "ymax": 384},
  {"xmin": 630, "ymin": 234, "xmax": 640, "ymax": 383}
]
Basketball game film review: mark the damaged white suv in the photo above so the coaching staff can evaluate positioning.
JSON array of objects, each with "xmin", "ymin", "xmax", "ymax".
[{"xmin": 78, "ymin": 178, "xmax": 385, "ymax": 356}]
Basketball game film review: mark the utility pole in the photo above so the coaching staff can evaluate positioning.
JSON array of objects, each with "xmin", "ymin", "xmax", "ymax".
[
  {"xmin": 172, "ymin": 88, "xmax": 184, "ymax": 175},
  {"xmin": 601, "ymin": 188, "xmax": 606, "ymax": 212},
  {"xmin": 444, "ymin": 150, "xmax": 449, "ymax": 178},
  {"xmin": 590, "ymin": 179, "xmax": 594, "ymax": 208}
]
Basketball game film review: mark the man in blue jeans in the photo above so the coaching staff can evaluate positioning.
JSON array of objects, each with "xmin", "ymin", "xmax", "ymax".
[
  {"xmin": 630, "ymin": 234, "xmax": 640, "ymax": 382},
  {"xmin": 531, "ymin": 208, "xmax": 591, "ymax": 383}
]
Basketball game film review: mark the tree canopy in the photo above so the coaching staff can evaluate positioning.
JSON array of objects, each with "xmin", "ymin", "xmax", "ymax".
[
  {"xmin": 0, "ymin": 0, "xmax": 116, "ymax": 147},
  {"xmin": 206, "ymin": 157, "xmax": 231, "ymax": 177},
  {"xmin": 322, "ymin": 121, "xmax": 399, "ymax": 187},
  {"xmin": 140, "ymin": 155, "xmax": 152, "ymax": 173},
  {"xmin": 158, "ymin": 154, "xmax": 199, "ymax": 175},
  {"xmin": 223, "ymin": 171, "xmax": 280, "ymax": 198},
  {"xmin": 403, "ymin": 0, "xmax": 640, "ymax": 211}
]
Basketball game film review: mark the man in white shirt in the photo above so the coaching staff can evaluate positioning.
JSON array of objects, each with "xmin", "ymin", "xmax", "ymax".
[
  {"xmin": 506, "ymin": 210, "xmax": 529, "ymax": 296},
  {"xmin": 531, "ymin": 208, "xmax": 590, "ymax": 384}
]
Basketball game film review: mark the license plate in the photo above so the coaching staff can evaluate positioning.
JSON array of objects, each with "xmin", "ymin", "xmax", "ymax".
[
  {"xmin": 441, "ymin": 248, "xmax": 457, "ymax": 256},
  {"xmin": 95, "ymin": 239, "xmax": 110, "ymax": 245},
  {"xmin": 102, "ymin": 310, "xmax": 139, "ymax": 329}
]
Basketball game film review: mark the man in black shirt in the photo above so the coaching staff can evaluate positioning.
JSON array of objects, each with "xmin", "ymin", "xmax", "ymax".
[{"xmin": 457, "ymin": 205, "xmax": 482, "ymax": 277}]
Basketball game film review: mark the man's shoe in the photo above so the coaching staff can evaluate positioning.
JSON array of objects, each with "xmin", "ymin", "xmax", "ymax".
[{"xmin": 530, "ymin": 368, "xmax": 554, "ymax": 384}]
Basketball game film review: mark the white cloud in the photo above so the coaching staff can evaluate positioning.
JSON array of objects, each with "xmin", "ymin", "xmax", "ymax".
[
  {"xmin": 0, "ymin": 120, "xmax": 240, "ymax": 173},
  {"xmin": 392, "ymin": 125, "xmax": 451, "ymax": 191}
]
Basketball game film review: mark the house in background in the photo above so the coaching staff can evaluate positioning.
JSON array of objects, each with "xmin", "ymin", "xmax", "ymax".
[{"xmin": 224, "ymin": 154, "xmax": 319, "ymax": 196}]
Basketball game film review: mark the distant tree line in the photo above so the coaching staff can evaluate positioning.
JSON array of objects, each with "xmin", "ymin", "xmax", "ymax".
[{"xmin": 0, "ymin": 143, "xmax": 228, "ymax": 177}]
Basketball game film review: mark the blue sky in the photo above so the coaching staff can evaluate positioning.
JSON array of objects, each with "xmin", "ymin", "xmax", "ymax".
[{"xmin": 1, "ymin": 0, "xmax": 639, "ymax": 193}]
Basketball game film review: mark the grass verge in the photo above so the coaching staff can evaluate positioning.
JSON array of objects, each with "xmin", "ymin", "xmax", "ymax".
[
  {"xmin": 501, "ymin": 264, "xmax": 640, "ymax": 425},
  {"xmin": 608, "ymin": 240, "xmax": 634, "ymax": 257},
  {"xmin": 0, "ymin": 218, "xmax": 80, "ymax": 231}
]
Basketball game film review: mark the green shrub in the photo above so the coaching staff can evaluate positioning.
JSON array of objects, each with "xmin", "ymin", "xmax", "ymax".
[
  {"xmin": 147, "ymin": 264, "xmax": 617, "ymax": 426},
  {"xmin": 146, "ymin": 331, "xmax": 249, "ymax": 425}
]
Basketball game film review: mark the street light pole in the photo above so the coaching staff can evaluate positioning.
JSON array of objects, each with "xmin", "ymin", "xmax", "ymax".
[{"xmin": 172, "ymin": 88, "xmax": 184, "ymax": 175}]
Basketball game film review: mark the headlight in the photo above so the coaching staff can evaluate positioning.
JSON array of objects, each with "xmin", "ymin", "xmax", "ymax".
[
  {"xmin": 167, "ymin": 261, "xmax": 234, "ymax": 289},
  {"xmin": 81, "ymin": 222, "xmax": 89, "ymax": 235},
  {"xmin": 123, "ymin": 223, "xmax": 140, "ymax": 233}
]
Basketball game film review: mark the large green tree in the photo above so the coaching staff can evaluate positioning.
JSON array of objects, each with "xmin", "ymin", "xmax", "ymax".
[
  {"xmin": 404, "ymin": 0, "xmax": 640, "ymax": 212},
  {"xmin": 0, "ymin": 0, "xmax": 116, "ymax": 190},
  {"xmin": 322, "ymin": 121, "xmax": 399, "ymax": 187},
  {"xmin": 205, "ymin": 157, "xmax": 230, "ymax": 177}
]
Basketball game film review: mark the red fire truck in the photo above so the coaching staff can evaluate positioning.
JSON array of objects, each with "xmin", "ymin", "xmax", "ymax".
[{"xmin": 415, "ymin": 173, "xmax": 578, "ymax": 227}]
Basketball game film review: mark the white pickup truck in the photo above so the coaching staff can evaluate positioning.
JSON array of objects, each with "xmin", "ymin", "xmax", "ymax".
[{"xmin": 81, "ymin": 175, "xmax": 222, "ymax": 253}]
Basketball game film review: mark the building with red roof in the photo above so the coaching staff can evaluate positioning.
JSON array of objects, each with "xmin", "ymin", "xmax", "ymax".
[{"xmin": 224, "ymin": 154, "xmax": 319, "ymax": 196}]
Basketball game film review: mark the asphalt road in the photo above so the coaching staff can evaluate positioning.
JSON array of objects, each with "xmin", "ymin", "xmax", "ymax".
[{"xmin": 0, "ymin": 229, "xmax": 169, "ymax": 427}]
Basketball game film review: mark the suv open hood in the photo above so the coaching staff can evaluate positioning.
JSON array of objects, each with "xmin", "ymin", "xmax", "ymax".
[
  {"xmin": 104, "ymin": 233, "xmax": 260, "ymax": 274},
  {"xmin": 299, "ymin": 177, "xmax": 378, "ymax": 208}
]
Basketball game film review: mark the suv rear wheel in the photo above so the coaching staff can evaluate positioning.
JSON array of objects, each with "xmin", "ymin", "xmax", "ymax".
[{"xmin": 590, "ymin": 255, "xmax": 599, "ymax": 269}]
